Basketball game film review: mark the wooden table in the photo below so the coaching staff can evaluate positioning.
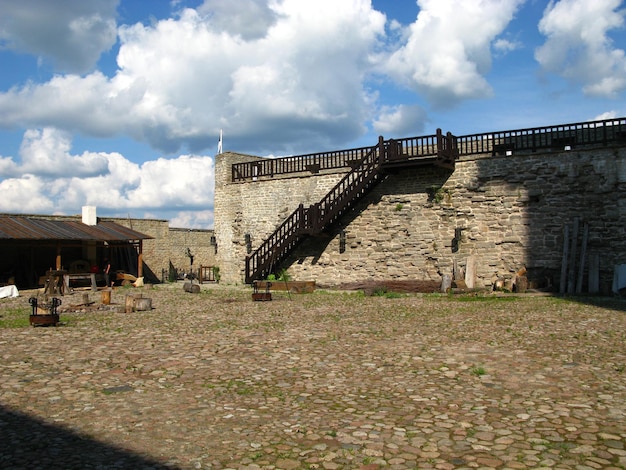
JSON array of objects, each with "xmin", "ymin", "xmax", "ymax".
[{"xmin": 63, "ymin": 273, "xmax": 98, "ymax": 292}]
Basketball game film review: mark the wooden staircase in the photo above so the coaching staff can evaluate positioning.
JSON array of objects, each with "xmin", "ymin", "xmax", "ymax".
[{"xmin": 244, "ymin": 131, "xmax": 458, "ymax": 284}]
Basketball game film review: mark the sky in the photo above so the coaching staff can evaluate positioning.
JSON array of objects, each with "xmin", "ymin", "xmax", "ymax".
[{"xmin": 0, "ymin": 0, "xmax": 625, "ymax": 229}]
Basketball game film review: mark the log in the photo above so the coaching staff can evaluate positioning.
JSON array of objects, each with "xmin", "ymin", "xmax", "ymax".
[
  {"xmin": 513, "ymin": 275, "xmax": 528, "ymax": 293},
  {"xmin": 125, "ymin": 293, "xmax": 142, "ymax": 313},
  {"xmin": 253, "ymin": 281, "xmax": 315, "ymax": 293},
  {"xmin": 101, "ymin": 289, "xmax": 111, "ymax": 305},
  {"xmin": 337, "ymin": 280, "xmax": 441, "ymax": 294},
  {"xmin": 133, "ymin": 297, "xmax": 152, "ymax": 311}
]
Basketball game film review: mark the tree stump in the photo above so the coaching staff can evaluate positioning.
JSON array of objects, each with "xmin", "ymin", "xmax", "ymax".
[
  {"xmin": 133, "ymin": 297, "xmax": 152, "ymax": 311},
  {"xmin": 101, "ymin": 289, "xmax": 111, "ymax": 305},
  {"xmin": 183, "ymin": 282, "xmax": 200, "ymax": 294},
  {"xmin": 125, "ymin": 293, "xmax": 142, "ymax": 313}
]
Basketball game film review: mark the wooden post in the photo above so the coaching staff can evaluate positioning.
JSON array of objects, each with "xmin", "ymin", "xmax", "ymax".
[
  {"xmin": 588, "ymin": 253, "xmax": 600, "ymax": 294},
  {"xmin": 576, "ymin": 223, "xmax": 588, "ymax": 294},
  {"xmin": 559, "ymin": 225, "xmax": 569, "ymax": 294},
  {"xmin": 138, "ymin": 241, "xmax": 144, "ymax": 278},
  {"xmin": 567, "ymin": 218, "xmax": 579, "ymax": 294},
  {"xmin": 56, "ymin": 242, "xmax": 62, "ymax": 270},
  {"xmin": 101, "ymin": 289, "xmax": 111, "ymax": 305}
]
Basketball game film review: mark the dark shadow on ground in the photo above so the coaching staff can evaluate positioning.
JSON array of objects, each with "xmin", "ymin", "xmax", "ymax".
[
  {"xmin": 0, "ymin": 405, "xmax": 176, "ymax": 469},
  {"xmin": 561, "ymin": 294, "xmax": 626, "ymax": 312}
]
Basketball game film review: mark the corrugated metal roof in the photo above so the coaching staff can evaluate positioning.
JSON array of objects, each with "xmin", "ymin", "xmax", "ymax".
[{"xmin": 0, "ymin": 216, "xmax": 152, "ymax": 241}]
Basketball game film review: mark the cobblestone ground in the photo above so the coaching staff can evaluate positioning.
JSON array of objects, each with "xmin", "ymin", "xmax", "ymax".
[{"xmin": 0, "ymin": 284, "xmax": 624, "ymax": 469}]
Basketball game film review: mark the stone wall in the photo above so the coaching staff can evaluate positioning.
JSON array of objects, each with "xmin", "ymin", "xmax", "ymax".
[
  {"xmin": 214, "ymin": 146, "xmax": 626, "ymax": 292},
  {"xmin": 104, "ymin": 218, "xmax": 217, "ymax": 281}
]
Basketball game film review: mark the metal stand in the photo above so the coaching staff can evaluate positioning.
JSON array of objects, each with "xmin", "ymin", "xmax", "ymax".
[
  {"xmin": 29, "ymin": 297, "xmax": 61, "ymax": 326},
  {"xmin": 252, "ymin": 281, "xmax": 272, "ymax": 301}
]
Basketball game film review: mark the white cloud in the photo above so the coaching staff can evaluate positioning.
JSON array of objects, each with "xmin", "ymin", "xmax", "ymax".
[
  {"xmin": 0, "ymin": 0, "xmax": 119, "ymax": 73},
  {"xmin": 384, "ymin": 0, "xmax": 525, "ymax": 108},
  {"xmin": 196, "ymin": 0, "xmax": 278, "ymax": 40},
  {"xmin": 0, "ymin": 175, "xmax": 55, "ymax": 214},
  {"xmin": 535, "ymin": 0, "xmax": 626, "ymax": 98},
  {"xmin": 373, "ymin": 104, "xmax": 428, "ymax": 136},
  {"xmin": 19, "ymin": 128, "xmax": 109, "ymax": 177},
  {"xmin": 125, "ymin": 155, "xmax": 214, "ymax": 210},
  {"xmin": 0, "ymin": 128, "xmax": 215, "ymax": 228},
  {"xmin": 0, "ymin": 0, "xmax": 386, "ymax": 155},
  {"xmin": 593, "ymin": 110, "xmax": 620, "ymax": 120},
  {"xmin": 493, "ymin": 38, "xmax": 522, "ymax": 54},
  {"xmin": 170, "ymin": 210, "xmax": 214, "ymax": 229}
]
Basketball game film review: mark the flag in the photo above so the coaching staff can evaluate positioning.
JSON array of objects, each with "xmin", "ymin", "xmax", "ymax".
[{"xmin": 217, "ymin": 129, "xmax": 223, "ymax": 154}]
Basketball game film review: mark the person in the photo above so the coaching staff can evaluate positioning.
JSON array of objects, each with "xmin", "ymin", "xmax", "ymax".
[{"xmin": 102, "ymin": 257, "xmax": 113, "ymax": 287}]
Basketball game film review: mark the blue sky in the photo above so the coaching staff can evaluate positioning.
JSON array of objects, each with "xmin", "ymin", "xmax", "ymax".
[{"xmin": 1, "ymin": 0, "xmax": 625, "ymax": 228}]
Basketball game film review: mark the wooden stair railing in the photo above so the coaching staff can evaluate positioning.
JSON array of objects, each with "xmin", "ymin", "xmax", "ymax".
[
  {"xmin": 244, "ymin": 132, "xmax": 459, "ymax": 284},
  {"xmin": 245, "ymin": 138, "xmax": 385, "ymax": 283}
]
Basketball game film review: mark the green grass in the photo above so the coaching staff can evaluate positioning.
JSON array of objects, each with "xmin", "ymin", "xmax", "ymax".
[
  {"xmin": 0, "ymin": 306, "xmax": 31, "ymax": 328},
  {"xmin": 470, "ymin": 365, "xmax": 487, "ymax": 376},
  {"xmin": 453, "ymin": 295, "xmax": 519, "ymax": 302},
  {"xmin": 470, "ymin": 366, "xmax": 487, "ymax": 377}
]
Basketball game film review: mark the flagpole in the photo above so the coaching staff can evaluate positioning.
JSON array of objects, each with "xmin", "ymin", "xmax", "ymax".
[{"xmin": 217, "ymin": 129, "xmax": 223, "ymax": 154}]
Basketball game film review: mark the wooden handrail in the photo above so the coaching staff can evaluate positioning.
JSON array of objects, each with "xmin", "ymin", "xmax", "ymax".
[
  {"xmin": 243, "ymin": 131, "xmax": 462, "ymax": 283},
  {"xmin": 456, "ymin": 117, "xmax": 625, "ymax": 156},
  {"xmin": 244, "ymin": 141, "xmax": 383, "ymax": 283},
  {"xmin": 233, "ymin": 117, "xmax": 625, "ymax": 182}
]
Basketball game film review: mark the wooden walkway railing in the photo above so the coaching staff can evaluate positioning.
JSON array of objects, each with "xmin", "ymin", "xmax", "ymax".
[
  {"xmin": 232, "ymin": 130, "xmax": 456, "ymax": 182},
  {"xmin": 232, "ymin": 117, "xmax": 625, "ymax": 182},
  {"xmin": 457, "ymin": 117, "xmax": 626, "ymax": 156}
]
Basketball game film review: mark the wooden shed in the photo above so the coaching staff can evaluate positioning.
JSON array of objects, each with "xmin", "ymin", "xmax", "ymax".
[{"xmin": 0, "ymin": 212, "xmax": 152, "ymax": 289}]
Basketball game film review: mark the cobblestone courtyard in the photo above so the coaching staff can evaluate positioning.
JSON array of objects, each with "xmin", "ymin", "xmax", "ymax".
[{"xmin": 1, "ymin": 284, "xmax": 625, "ymax": 469}]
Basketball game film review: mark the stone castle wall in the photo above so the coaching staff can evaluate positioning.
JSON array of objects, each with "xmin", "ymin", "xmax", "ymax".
[
  {"xmin": 103, "ymin": 218, "xmax": 217, "ymax": 281},
  {"xmin": 214, "ymin": 146, "xmax": 626, "ymax": 292}
]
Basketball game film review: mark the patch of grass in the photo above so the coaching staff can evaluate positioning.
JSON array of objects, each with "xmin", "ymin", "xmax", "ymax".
[
  {"xmin": 0, "ymin": 306, "xmax": 31, "ymax": 328},
  {"xmin": 372, "ymin": 287, "xmax": 404, "ymax": 298},
  {"xmin": 383, "ymin": 291, "xmax": 404, "ymax": 299},
  {"xmin": 372, "ymin": 287, "xmax": 388, "ymax": 296},
  {"xmin": 454, "ymin": 295, "xmax": 519, "ymax": 302},
  {"xmin": 250, "ymin": 451, "xmax": 263, "ymax": 461},
  {"xmin": 470, "ymin": 365, "xmax": 486, "ymax": 376},
  {"xmin": 226, "ymin": 379, "xmax": 253, "ymax": 395}
]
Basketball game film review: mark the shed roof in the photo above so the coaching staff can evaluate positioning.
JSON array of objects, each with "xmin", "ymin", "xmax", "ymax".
[{"xmin": 0, "ymin": 216, "xmax": 152, "ymax": 241}]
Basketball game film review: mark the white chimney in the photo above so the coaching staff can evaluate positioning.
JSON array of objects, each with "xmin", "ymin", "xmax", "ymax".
[{"xmin": 82, "ymin": 206, "xmax": 97, "ymax": 225}]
